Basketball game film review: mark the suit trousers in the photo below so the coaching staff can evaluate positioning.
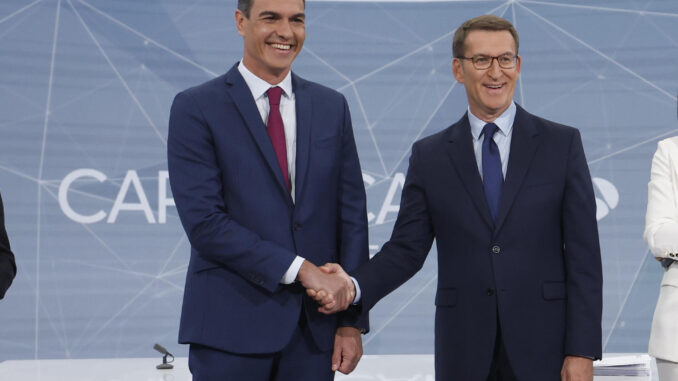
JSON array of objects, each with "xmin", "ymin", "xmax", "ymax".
[
  {"xmin": 486, "ymin": 318, "xmax": 518, "ymax": 381},
  {"xmin": 188, "ymin": 309, "xmax": 334, "ymax": 381}
]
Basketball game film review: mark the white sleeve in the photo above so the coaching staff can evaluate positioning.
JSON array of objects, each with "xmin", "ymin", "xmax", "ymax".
[
  {"xmin": 644, "ymin": 140, "xmax": 678, "ymax": 258},
  {"xmin": 280, "ymin": 256, "xmax": 305, "ymax": 284}
]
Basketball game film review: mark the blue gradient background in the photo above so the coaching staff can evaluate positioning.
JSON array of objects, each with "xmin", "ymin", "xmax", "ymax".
[{"xmin": 0, "ymin": 0, "xmax": 677, "ymax": 360}]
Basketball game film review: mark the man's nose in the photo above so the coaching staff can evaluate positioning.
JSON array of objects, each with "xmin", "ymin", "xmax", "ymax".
[
  {"xmin": 275, "ymin": 20, "xmax": 293, "ymax": 39},
  {"xmin": 487, "ymin": 57, "xmax": 501, "ymax": 77},
  {"xmin": 487, "ymin": 58, "xmax": 502, "ymax": 77}
]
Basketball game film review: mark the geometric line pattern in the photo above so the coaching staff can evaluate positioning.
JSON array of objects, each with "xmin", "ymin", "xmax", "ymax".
[{"xmin": 0, "ymin": 0, "xmax": 676, "ymax": 360}]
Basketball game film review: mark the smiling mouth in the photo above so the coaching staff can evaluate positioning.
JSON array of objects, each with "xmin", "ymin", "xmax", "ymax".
[
  {"xmin": 269, "ymin": 43, "xmax": 292, "ymax": 51},
  {"xmin": 484, "ymin": 83, "xmax": 505, "ymax": 90}
]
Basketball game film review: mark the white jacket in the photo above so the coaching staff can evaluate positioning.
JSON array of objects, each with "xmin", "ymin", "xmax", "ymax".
[{"xmin": 645, "ymin": 136, "xmax": 678, "ymax": 362}]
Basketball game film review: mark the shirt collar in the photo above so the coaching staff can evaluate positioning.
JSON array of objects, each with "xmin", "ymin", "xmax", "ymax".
[
  {"xmin": 238, "ymin": 60, "xmax": 293, "ymax": 100},
  {"xmin": 468, "ymin": 102, "xmax": 517, "ymax": 140}
]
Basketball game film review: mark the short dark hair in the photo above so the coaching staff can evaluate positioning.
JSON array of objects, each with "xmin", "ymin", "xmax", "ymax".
[
  {"xmin": 238, "ymin": 0, "xmax": 306, "ymax": 18},
  {"xmin": 452, "ymin": 15, "xmax": 519, "ymax": 58}
]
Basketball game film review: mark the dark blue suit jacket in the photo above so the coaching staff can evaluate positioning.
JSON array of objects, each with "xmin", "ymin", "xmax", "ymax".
[
  {"xmin": 354, "ymin": 105, "xmax": 602, "ymax": 380},
  {"xmin": 168, "ymin": 64, "xmax": 369, "ymax": 354}
]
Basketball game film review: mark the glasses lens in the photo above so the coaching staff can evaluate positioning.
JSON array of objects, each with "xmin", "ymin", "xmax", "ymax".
[
  {"xmin": 498, "ymin": 55, "xmax": 515, "ymax": 68},
  {"xmin": 469, "ymin": 55, "xmax": 516, "ymax": 69},
  {"xmin": 472, "ymin": 56, "xmax": 491, "ymax": 69}
]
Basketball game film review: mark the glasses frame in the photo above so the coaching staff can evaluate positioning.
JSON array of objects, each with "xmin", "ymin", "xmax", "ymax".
[{"xmin": 457, "ymin": 54, "xmax": 518, "ymax": 70}]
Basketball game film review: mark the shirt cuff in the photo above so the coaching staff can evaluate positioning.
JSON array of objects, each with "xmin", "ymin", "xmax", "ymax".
[
  {"xmin": 280, "ymin": 256, "xmax": 305, "ymax": 284},
  {"xmin": 350, "ymin": 276, "xmax": 361, "ymax": 304}
]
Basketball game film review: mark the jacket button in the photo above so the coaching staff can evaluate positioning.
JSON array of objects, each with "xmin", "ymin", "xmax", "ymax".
[
  {"xmin": 487, "ymin": 288, "xmax": 495, "ymax": 296},
  {"xmin": 294, "ymin": 223, "xmax": 302, "ymax": 231},
  {"xmin": 491, "ymin": 245, "xmax": 501, "ymax": 254}
]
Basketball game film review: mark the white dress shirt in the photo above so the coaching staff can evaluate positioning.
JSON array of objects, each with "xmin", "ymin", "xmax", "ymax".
[{"xmin": 237, "ymin": 61, "xmax": 304, "ymax": 284}]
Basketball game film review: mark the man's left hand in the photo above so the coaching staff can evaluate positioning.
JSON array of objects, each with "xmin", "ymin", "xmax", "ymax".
[
  {"xmin": 306, "ymin": 263, "xmax": 355, "ymax": 314},
  {"xmin": 561, "ymin": 355, "xmax": 593, "ymax": 381},
  {"xmin": 331, "ymin": 327, "xmax": 362, "ymax": 374},
  {"xmin": 298, "ymin": 261, "xmax": 355, "ymax": 314}
]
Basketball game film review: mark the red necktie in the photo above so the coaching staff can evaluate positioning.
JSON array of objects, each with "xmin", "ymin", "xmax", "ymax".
[{"xmin": 266, "ymin": 87, "xmax": 290, "ymax": 191}]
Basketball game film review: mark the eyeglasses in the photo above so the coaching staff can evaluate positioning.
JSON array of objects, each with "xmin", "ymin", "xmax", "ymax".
[{"xmin": 457, "ymin": 54, "xmax": 517, "ymax": 70}]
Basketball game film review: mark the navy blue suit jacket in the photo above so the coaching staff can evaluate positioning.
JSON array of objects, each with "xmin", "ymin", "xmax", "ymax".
[
  {"xmin": 168, "ymin": 64, "xmax": 369, "ymax": 354},
  {"xmin": 354, "ymin": 105, "xmax": 602, "ymax": 380}
]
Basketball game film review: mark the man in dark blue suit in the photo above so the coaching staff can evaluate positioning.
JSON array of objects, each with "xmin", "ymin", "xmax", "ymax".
[
  {"xmin": 167, "ymin": 0, "xmax": 368, "ymax": 379},
  {"xmin": 315, "ymin": 15, "xmax": 602, "ymax": 381},
  {"xmin": 0, "ymin": 192, "xmax": 16, "ymax": 300}
]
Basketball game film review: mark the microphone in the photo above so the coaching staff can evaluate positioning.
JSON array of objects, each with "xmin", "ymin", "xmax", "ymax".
[
  {"xmin": 153, "ymin": 343, "xmax": 174, "ymax": 370},
  {"xmin": 154, "ymin": 343, "xmax": 173, "ymax": 357}
]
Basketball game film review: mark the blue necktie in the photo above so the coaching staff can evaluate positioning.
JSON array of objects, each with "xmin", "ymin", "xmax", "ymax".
[{"xmin": 482, "ymin": 123, "xmax": 503, "ymax": 220}]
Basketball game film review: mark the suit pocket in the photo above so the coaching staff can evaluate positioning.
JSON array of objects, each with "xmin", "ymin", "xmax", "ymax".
[
  {"xmin": 435, "ymin": 288, "xmax": 458, "ymax": 307},
  {"xmin": 542, "ymin": 281, "xmax": 567, "ymax": 300},
  {"xmin": 313, "ymin": 135, "xmax": 341, "ymax": 149},
  {"xmin": 524, "ymin": 181, "xmax": 559, "ymax": 190}
]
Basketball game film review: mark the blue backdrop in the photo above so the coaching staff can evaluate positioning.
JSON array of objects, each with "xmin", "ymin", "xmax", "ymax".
[{"xmin": 1, "ymin": 0, "xmax": 677, "ymax": 360}]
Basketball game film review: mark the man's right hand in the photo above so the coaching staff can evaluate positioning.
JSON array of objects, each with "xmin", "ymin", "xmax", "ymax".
[{"xmin": 296, "ymin": 261, "xmax": 355, "ymax": 314}]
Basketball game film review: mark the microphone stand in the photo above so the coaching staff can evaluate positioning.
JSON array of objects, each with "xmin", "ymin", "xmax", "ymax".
[
  {"xmin": 153, "ymin": 343, "xmax": 175, "ymax": 370},
  {"xmin": 157, "ymin": 352, "xmax": 174, "ymax": 370}
]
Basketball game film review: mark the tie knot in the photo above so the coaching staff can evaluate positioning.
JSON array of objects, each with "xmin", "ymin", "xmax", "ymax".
[
  {"xmin": 267, "ymin": 86, "xmax": 283, "ymax": 106},
  {"xmin": 481, "ymin": 123, "xmax": 499, "ymax": 139}
]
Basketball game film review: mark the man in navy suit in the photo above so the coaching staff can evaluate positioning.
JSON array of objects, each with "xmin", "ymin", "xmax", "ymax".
[
  {"xmin": 315, "ymin": 15, "xmax": 602, "ymax": 381},
  {"xmin": 167, "ymin": 0, "xmax": 368, "ymax": 379},
  {"xmin": 0, "ymin": 192, "xmax": 16, "ymax": 300}
]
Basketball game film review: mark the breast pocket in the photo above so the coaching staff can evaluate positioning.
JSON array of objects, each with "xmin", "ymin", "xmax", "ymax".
[
  {"xmin": 523, "ymin": 181, "xmax": 559, "ymax": 191},
  {"xmin": 313, "ymin": 135, "xmax": 341, "ymax": 149},
  {"xmin": 310, "ymin": 135, "xmax": 341, "ymax": 183}
]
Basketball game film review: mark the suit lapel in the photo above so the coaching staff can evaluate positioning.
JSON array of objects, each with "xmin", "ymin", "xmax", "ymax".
[
  {"xmin": 224, "ymin": 65, "xmax": 292, "ymax": 201},
  {"xmin": 446, "ymin": 114, "xmax": 494, "ymax": 230},
  {"xmin": 292, "ymin": 73, "xmax": 312, "ymax": 202},
  {"xmin": 494, "ymin": 105, "xmax": 539, "ymax": 233}
]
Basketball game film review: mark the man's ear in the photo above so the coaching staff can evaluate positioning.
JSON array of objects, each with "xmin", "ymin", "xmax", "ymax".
[
  {"xmin": 452, "ymin": 58, "xmax": 465, "ymax": 84},
  {"xmin": 235, "ymin": 10, "xmax": 247, "ymax": 37},
  {"xmin": 514, "ymin": 55, "xmax": 522, "ymax": 76}
]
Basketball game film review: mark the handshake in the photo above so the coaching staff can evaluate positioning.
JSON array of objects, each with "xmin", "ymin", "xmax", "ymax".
[{"xmin": 296, "ymin": 260, "xmax": 354, "ymax": 314}]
